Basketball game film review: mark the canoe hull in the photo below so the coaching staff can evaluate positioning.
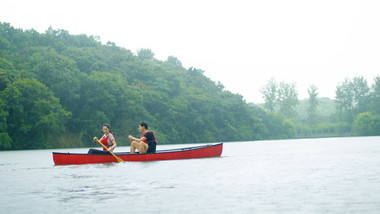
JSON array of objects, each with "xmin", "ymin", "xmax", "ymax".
[{"xmin": 53, "ymin": 143, "xmax": 223, "ymax": 165}]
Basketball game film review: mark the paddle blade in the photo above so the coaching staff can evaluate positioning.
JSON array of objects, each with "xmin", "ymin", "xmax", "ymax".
[
  {"xmin": 94, "ymin": 138, "xmax": 125, "ymax": 163},
  {"xmin": 115, "ymin": 156, "xmax": 124, "ymax": 163}
]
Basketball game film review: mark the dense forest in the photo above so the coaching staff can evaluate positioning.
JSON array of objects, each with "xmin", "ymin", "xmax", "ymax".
[
  {"xmin": 0, "ymin": 22, "xmax": 379, "ymax": 150},
  {"xmin": 0, "ymin": 22, "xmax": 268, "ymax": 150}
]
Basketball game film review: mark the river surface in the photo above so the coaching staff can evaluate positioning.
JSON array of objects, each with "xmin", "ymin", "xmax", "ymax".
[{"xmin": 1, "ymin": 137, "xmax": 380, "ymax": 213}]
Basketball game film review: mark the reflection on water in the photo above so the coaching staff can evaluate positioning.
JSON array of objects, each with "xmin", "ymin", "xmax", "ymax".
[{"xmin": 1, "ymin": 137, "xmax": 380, "ymax": 213}]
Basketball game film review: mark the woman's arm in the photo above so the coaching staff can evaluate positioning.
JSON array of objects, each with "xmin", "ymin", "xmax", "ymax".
[{"xmin": 108, "ymin": 139, "xmax": 117, "ymax": 151}]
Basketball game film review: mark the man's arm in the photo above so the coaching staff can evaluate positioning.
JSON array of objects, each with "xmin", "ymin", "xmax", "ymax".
[{"xmin": 129, "ymin": 135, "xmax": 147, "ymax": 142}]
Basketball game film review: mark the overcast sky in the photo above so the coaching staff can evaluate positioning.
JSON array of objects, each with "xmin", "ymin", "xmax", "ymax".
[{"xmin": 1, "ymin": 0, "xmax": 379, "ymax": 103}]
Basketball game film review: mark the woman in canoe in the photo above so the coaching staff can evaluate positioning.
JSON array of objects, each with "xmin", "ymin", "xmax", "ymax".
[
  {"xmin": 93, "ymin": 124, "xmax": 117, "ymax": 151},
  {"xmin": 129, "ymin": 122, "xmax": 157, "ymax": 154}
]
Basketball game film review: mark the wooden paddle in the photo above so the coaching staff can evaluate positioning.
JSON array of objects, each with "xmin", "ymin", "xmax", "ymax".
[{"xmin": 94, "ymin": 138, "xmax": 124, "ymax": 163}]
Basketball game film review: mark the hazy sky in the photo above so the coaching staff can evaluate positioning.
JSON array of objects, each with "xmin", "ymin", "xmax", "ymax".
[{"xmin": 1, "ymin": 0, "xmax": 379, "ymax": 103}]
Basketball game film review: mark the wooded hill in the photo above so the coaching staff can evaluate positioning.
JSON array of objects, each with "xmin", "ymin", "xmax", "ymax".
[
  {"xmin": 1, "ymin": 22, "xmax": 291, "ymax": 150},
  {"xmin": 2, "ymin": 22, "xmax": 378, "ymax": 150}
]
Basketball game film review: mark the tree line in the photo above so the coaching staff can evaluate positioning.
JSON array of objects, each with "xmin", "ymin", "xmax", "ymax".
[
  {"xmin": 0, "ymin": 22, "xmax": 283, "ymax": 150},
  {"xmin": 1, "ymin": 22, "xmax": 378, "ymax": 150},
  {"xmin": 260, "ymin": 76, "xmax": 380, "ymax": 137}
]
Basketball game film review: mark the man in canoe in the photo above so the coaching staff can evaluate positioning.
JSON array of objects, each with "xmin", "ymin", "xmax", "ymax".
[
  {"xmin": 129, "ymin": 122, "xmax": 157, "ymax": 154},
  {"xmin": 93, "ymin": 124, "xmax": 117, "ymax": 151}
]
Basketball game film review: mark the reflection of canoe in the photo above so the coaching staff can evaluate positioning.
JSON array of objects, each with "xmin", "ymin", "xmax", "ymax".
[{"xmin": 52, "ymin": 143, "xmax": 223, "ymax": 165}]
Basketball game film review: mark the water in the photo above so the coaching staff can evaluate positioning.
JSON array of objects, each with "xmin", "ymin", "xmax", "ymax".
[{"xmin": 1, "ymin": 137, "xmax": 380, "ymax": 214}]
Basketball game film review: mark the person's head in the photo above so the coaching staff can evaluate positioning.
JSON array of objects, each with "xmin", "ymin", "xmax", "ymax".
[
  {"xmin": 102, "ymin": 123, "xmax": 110, "ymax": 134},
  {"xmin": 139, "ymin": 122, "xmax": 148, "ymax": 133}
]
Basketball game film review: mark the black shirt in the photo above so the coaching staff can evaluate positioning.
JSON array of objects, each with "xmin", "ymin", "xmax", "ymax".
[{"xmin": 143, "ymin": 131, "xmax": 157, "ymax": 153}]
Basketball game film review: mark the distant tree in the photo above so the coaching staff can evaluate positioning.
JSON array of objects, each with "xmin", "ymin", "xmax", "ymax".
[
  {"xmin": 137, "ymin": 48, "xmax": 155, "ymax": 60},
  {"xmin": 282, "ymin": 119, "xmax": 296, "ymax": 138},
  {"xmin": 277, "ymin": 82, "xmax": 298, "ymax": 119},
  {"xmin": 352, "ymin": 76, "xmax": 370, "ymax": 104},
  {"xmin": 261, "ymin": 79, "xmax": 299, "ymax": 119},
  {"xmin": 28, "ymin": 48, "xmax": 81, "ymax": 108},
  {"xmin": 62, "ymin": 47, "xmax": 105, "ymax": 74},
  {"xmin": 370, "ymin": 76, "xmax": 380, "ymax": 114},
  {"xmin": 352, "ymin": 76, "xmax": 370, "ymax": 114},
  {"xmin": 1, "ymin": 79, "xmax": 71, "ymax": 149},
  {"xmin": 0, "ymin": 22, "xmax": 293, "ymax": 149},
  {"xmin": 166, "ymin": 56, "xmax": 182, "ymax": 66},
  {"xmin": 261, "ymin": 78, "xmax": 277, "ymax": 112},
  {"xmin": 335, "ymin": 78, "xmax": 354, "ymax": 123},
  {"xmin": 217, "ymin": 81, "xmax": 224, "ymax": 90},
  {"xmin": 0, "ymin": 57, "xmax": 14, "ymax": 91},
  {"xmin": 0, "ymin": 98, "xmax": 11, "ymax": 149},
  {"xmin": 335, "ymin": 76, "xmax": 370, "ymax": 124},
  {"xmin": 307, "ymin": 85, "xmax": 319, "ymax": 126},
  {"xmin": 353, "ymin": 112, "xmax": 380, "ymax": 136}
]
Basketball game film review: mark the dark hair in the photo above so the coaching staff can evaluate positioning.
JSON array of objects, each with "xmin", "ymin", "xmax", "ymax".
[
  {"xmin": 102, "ymin": 123, "xmax": 110, "ymax": 129},
  {"xmin": 139, "ymin": 122, "xmax": 148, "ymax": 129}
]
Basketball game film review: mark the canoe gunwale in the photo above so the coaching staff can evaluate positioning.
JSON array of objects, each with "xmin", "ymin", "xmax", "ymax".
[
  {"xmin": 53, "ymin": 143, "xmax": 222, "ymax": 156},
  {"xmin": 52, "ymin": 143, "xmax": 223, "ymax": 165}
]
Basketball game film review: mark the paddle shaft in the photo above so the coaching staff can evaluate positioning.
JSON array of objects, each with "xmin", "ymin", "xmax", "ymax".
[{"xmin": 94, "ymin": 138, "xmax": 124, "ymax": 163}]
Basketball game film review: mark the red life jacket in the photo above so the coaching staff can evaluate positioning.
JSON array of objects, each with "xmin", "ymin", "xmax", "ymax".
[
  {"xmin": 101, "ymin": 134, "xmax": 109, "ymax": 150},
  {"xmin": 140, "ymin": 131, "xmax": 158, "ymax": 145},
  {"xmin": 140, "ymin": 133, "xmax": 147, "ymax": 144},
  {"xmin": 151, "ymin": 131, "xmax": 158, "ymax": 144}
]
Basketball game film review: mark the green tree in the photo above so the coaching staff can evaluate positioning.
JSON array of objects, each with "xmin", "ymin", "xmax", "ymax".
[
  {"xmin": 353, "ymin": 112, "xmax": 380, "ymax": 136},
  {"xmin": 0, "ymin": 58, "xmax": 12, "ymax": 91},
  {"xmin": 0, "ymin": 22, "xmax": 283, "ymax": 149},
  {"xmin": 277, "ymin": 82, "xmax": 298, "ymax": 119},
  {"xmin": 335, "ymin": 78, "xmax": 354, "ymax": 127},
  {"xmin": 28, "ymin": 48, "xmax": 81, "ymax": 108},
  {"xmin": 1, "ymin": 79, "xmax": 71, "ymax": 149},
  {"xmin": 137, "ymin": 48, "xmax": 155, "ymax": 61},
  {"xmin": 62, "ymin": 47, "xmax": 105, "ymax": 74},
  {"xmin": 71, "ymin": 71, "xmax": 143, "ymax": 144},
  {"xmin": 307, "ymin": 85, "xmax": 319, "ymax": 126},
  {"xmin": 370, "ymin": 76, "xmax": 380, "ymax": 115},
  {"xmin": 352, "ymin": 76, "xmax": 370, "ymax": 114},
  {"xmin": 261, "ymin": 78, "xmax": 277, "ymax": 112},
  {"xmin": 166, "ymin": 56, "xmax": 182, "ymax": 66},
  {"xmin": 335, "ymin": 76, "xmax": 370, "ymax": 125},
  {"xmin": 0, "ymin": 98, "xmax": 11, "ymax": 149}
]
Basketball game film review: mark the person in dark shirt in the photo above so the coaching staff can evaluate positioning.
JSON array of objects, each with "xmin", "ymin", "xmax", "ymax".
[{"xmin": 129, "ymin": 122, "xmax": 157, "ymax": 154}]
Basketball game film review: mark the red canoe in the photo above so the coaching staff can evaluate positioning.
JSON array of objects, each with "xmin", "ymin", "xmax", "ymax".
[{"xmin": 52, "ymin": 143, "xmax": 223, "ymax": 165}]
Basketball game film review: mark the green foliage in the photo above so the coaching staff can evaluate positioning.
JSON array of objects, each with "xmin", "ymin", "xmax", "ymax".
[
  {"xmin": 353, "ymin": 112, "xmax": 380, "ymax": 136},
  {"xmin": 261, "ymin": 79, "xmax": 298, "ymax": 119},
  {"xmin": 294, "ymin": 97, "xmax": 335, "ymax": 124},
  {"xmin": 137, "ymin": 48, "xmax": 155, "ymax": 61},
  {"xmin": 254, "ymin": 109, "xmax": 296, "ymax": 139},
  {"xmin": 0, "ymin": 22, "xmax": 270, "ymax": 149},
  {"xmin": 28, "ymin": 47, "xmax": 81, "ymax": 107},
  {"xmin": 306, "ymin": 85, "xmax": 319, "ymax": 125},
  {"xmin": 166, "ymin": 56, "xmax": 182, "ymax": 67},
  {"xmin": 335, "ymin": 77, "xmax": 371, "ymax": 124},
  {"xmin": 0, "ymin": 98, "xmax": 10, "ymax": 149},
  {"xmin": 2, "ymin": 21, "xmax": 377, "ymax": 150},
  {"xmin": 0, "ymin": 132, "xmax": 12, "ymax": 149},
  {"xmin": 261, "ymin": 76, "xmax": 379, "ymax": 138},
  {"xmin": 369, "ymin": 76, "xmax": 380, "ymax": 115},
  {"xmin": 1, "ymin": 78, "xmax": 71, "ymax": 149},
  {"xmin": 282, "ymin": 119, "xmax": 296, "ymax": 138},
  {"xmin": 261, "ymin": 78, "xmax": 277, "ymax": 112},
  {"xmin": 277, "ymin": 82, "xmax": 298, "ymax": 119}
]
